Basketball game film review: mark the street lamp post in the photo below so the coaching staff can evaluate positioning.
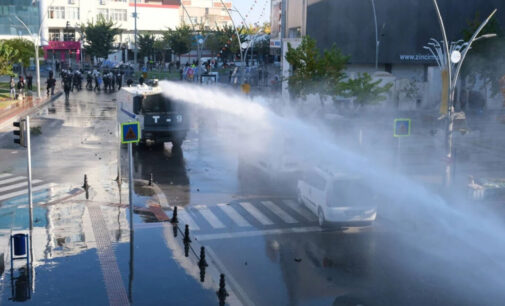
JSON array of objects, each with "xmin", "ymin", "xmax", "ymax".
[
  {"xmin": 134, "ymin": 0, "xmax": 138, "ymax": 70},
  {"xmin": 14, "ymin": 16, "xmax": 41, "ymax": 99},
  {"xmin": 429, "ymin": 0, "xmax": 497, "ymax": 186},
  {"xmin": 220, "ymin": 1, "xmax": 244, "ymax": 67},
  {"xmin": 370, "ymin": 0, "xmax": 379, "ymax": 70}
]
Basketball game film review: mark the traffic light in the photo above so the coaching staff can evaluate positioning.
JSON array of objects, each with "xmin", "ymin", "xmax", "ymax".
[{"xmin": 13, "ymin": 120, "xmax": 26, "ymax": 147}]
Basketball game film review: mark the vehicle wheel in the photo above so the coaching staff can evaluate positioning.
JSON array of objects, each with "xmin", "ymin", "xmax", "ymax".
[
  {"xmin": 318, "ymin": 208, "xmax": 326, "ymax": 228},
  {"xmin": 171, "ymin": 139, "xmax": 183, "ymax": 149}
]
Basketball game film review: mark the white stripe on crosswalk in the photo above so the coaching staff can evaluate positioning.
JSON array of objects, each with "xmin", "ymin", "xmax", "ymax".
[
  {"xmin": 0, "ymin": 183, "xmax": 53, "ymax": 201},
  {"xmin": 218, "ymin": 203, "xmax": 251, "ymax": 227},
  {"xmin": 0, "ymin": 179, "xmax": 42, "ymax": 193},
  {"xmin": 282, "ymin": 199, "xmax": 317, "ymax": 222},
  {"xmin": 0, "ymin": 176, "xmax": 26, "ymax": 186},
  {"xmin": 239, "ymin": 202, "xmax": 273, "ymax": 226},
  {"xmin": 198, "ymin": 208, "xmax": 225, "ymax": 229},
  {"xmin": 179, "ymin": 209, "xmax": 200, "ymax": 231},
  {"xmin": 0, "ymin": 173, "xmax": 13, "ymax": 179},
  {"xmin": 261, "ymin": 201, "xmax": 298, "ymax": 224}
]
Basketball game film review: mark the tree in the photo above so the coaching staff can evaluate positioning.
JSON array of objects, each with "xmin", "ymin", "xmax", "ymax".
[
  {"xmin": 138, "ymin": 33, "xmax": 155, "ymax": 61},
  {"xmin": 163, "ymin": 25, "xmax": 192, "ymax": 62},
  {"xmin": 153, "ymin": 39, "xmax": 168, "ymax": 63},
  {"xmin": 340, "ymin": 73, "xmax": 393, "ymax": 107},
  {"xmin": 285, "ymin": 36, "xmax": 349, "ymax": 99},
  {"xmin": 0, "ymin": 41, "xmax": 18, "ymax": 76},
  {"xmin": 461, "ymin": 12, "xmax": 505, "ymax": 97},
  {"xmin": 2, "ymin": 38, "xmax": 39, "ymax": 69},
  {"xmin": 81, "ymin": 16, "xmax": 121, "ymax": 59}
]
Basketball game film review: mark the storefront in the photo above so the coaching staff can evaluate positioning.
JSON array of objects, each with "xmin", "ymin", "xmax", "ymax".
[{"xmin": 43, "ymin": 41, "xmax": 81, "ymax": 69}]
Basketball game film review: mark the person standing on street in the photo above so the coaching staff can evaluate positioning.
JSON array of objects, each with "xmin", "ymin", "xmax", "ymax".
[
  {"xmin": 63, "ymin": 74, "xmax": 71, "ymax": 99},
  {"xmin": 116, "ymin": 72, "xmax": 122, "ymax": 90},
  {"xmin": 86, "ymin": 72, "xmax": 92, "ymax": 89},
  {"xmin": 17, "ymin": 76, "xmax": 25, "ymax": 100},
  {"xmin": 9, "ymin": 76, "xmax": 16, "ymax": 99},
  {"xmin": 94, "ymin": 73, "xmax": 100, "ymax": 91},
  {"xmin": 26, "ymin": 73, "xmax": 33, "ymax": 91}
]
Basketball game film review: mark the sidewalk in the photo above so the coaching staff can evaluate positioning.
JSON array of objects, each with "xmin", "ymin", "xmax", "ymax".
[
  {"xmin": 0, "ymin": 89, "xmax": 223, "ymax": 305},
  {"xmin": 0, "ymin": 86, "xmax": 62, "ymax": 129}
]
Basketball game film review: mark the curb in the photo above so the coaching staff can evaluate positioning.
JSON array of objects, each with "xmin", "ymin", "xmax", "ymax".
[{"xmin": 0, "ymin": 91, "xmax": 62, "ymax": 129}]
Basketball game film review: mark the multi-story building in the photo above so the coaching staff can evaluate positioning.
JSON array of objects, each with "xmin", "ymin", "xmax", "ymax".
[
  {"xmin": 278, "ymin": 0, "xmax": 505, "ymax": 108},
  {"xmin": 180, "ymin": 0, "xmax": 232, "ymax": 30},
  {"xmin": 38, "ymin": 0, "xmax": 181, "ymax": 67},
  {"xmin": 0, "ymin": 0, "xmax": 42, "ymax": 40}
]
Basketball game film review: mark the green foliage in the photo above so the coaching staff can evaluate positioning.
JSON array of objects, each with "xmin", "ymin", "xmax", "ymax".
[
  {"xmin": 81, "ymin": 16, "xmax": 121, "ymax": 59},
  {"xmin": 203, "ymin": 25, "xmax": 241, "ymax": 61},
  {"xmin": 2, "ymin": 38, "xmax": 38, "ymax": 68},
  {"xmin": 461, "ymin": 12, "xmax": 505, "ymax": 96},
  {"xmin": 163, "ymin": 25, "xmax": 192, "ymax": 58},
  {"xmin": 0, "ymin": 41, "xmax": 18, "ymax": 76},
  {"xmin": 340, "ymin": 73, "xmax": 393, "ymax": 106},
  {"xmin": 138, "ymin": 33, "xmax": 155, "ymax": 60},
  {"xmin": 285, "ymin": 36, "xmax": 349, "ymax": 99}
]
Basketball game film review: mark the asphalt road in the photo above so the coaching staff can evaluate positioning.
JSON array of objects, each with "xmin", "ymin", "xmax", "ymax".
[{"xmin": 1, "ymin": 88, "xmax": 505, "ymax": 305}]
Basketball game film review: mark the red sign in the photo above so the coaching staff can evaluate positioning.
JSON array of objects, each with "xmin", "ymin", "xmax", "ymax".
[{"xmin": 44, "ymin": 41, "xmax": 81, "ymax": 50}]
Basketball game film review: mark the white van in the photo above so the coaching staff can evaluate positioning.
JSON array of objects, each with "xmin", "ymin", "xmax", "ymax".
[{"xmin": 297, "ymin": 168, "xmax": 377, "ymax": 227}]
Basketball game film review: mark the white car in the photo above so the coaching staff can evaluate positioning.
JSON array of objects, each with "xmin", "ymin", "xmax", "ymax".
[{"xmin": 297, "ymin": 168, "xmax": 377, "ymax": 227}]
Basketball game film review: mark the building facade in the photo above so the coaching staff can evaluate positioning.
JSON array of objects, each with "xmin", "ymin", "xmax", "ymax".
[
  {"xmin": 180, "ymin": 0, "xmax": 232, "ymax": 30},
  {"xmin": 38, "ymin": 0, "xmax": 181, "ymax": 67},
  {"xmin": 0, "ymin": 0, "xmax": 41, "ymax": 40},
  {"xmin": 278, "ymin": 0, "xmax": 505, "ymax": 108}
]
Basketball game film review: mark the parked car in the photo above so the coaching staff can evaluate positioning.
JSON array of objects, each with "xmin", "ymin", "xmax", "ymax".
[{"xmin": 297, "ymin": 167, "xmax": 377, "ymax": 227}]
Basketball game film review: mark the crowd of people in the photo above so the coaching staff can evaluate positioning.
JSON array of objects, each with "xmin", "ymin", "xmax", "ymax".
[
  {"xmin": 9, "ymin": 74, "xmax": 33, "ymax": 100},
  {"xmin": 180, "ymin": 60, "xmax": 217, "ymax": 82},
  {"xmin": 44, "ymin": 68, "xmax": 126, "ymax": 100}
]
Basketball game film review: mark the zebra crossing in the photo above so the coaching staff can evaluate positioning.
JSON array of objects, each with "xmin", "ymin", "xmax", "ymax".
[
  {"xmin": 0, "ymin": 173, "xmax": 55, "ymax": 204},
  {"xmin": 177, "ymin": 198, "xmax": 318, "ymax": 233}
]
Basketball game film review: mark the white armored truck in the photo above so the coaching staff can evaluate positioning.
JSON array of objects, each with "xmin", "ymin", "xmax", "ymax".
[{"xmin": 118, "ymin": 82, "xmax": 189, "ymax": 148}]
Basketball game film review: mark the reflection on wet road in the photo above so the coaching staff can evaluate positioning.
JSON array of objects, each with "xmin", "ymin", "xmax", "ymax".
[{"xmin": 1, "ymin": 87, "xmax": 505, "ymax": 306}]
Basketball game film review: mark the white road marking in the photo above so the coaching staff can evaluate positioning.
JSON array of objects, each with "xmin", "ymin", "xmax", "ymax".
[
  {"xmin": 196, "ymin": 226, "xmax": 322, "ymax": 241},
  {"xmin": 0, "ymin": 179, "xmax": 43, "ymax": 193},
  {"xmin": 199, "ymin": 208, "xmax": 225, "ymax": 229},
  {"xmin": 0, "ymin": 176, "xmax": 25, "ymax": 186},
  {"xmin": 0, "ymin": 183, "xmax": 53, "ymax": 201},
  {"xmin": 178, "ymin": 209, "xmax": 200, "ymax": 231},
  {"xmin": 0, "ymin": 173, "xmax": 13, "ymax": 179},
  {"xmin": 239, "ymin": 202, "xmax": 273, "ymax": 225},
  {"xmin": 261, "ymin": 200, "xmax": 298, "ymax": 224},
  {"xmin": 282, "ymin": 199, "xmax": 317, "ymax": 222},
  {"xmin": 217, "ymin": 203, "xmax": 251, "ymax": 227}
]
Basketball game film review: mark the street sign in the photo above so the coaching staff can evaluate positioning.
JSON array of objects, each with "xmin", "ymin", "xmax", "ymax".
[
  {"xmin": 394, "ymin": 118, "xmax": 411, "ymax": 137},
  {"xmin": 121, "ymin": 122, "xmax": 140, "ymax": 144}
]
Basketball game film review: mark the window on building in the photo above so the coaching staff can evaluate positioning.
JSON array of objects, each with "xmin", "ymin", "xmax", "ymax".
[
  {"xmin": 68, "ymin": 0, "xmax": 79, "ymax": 4},
  {"xmin": 288, "ymin": 27, "xmax": 301, "ymax": 38},
  {"xmin": 48, "ymin": 6, "xmax": 65, "ymax": 19},
  {"xmin": 67, "ymin": 7, "xmax": 80, "ymax": 20},
  {"xmin": 49, "ymin": 29, "xmax": 60, "ymax": 41},
  {"xmin": 63, "ymin": 30, "xmax": 75, "ymax": 42},
  {"xmin": 110, "ymin": 9, "xmax": 127, "ymax": 22}
]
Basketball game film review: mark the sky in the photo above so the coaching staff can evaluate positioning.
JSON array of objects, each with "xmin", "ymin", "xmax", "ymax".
[{"xmin": 231, "ymin": 0, "xmax": 271, "ymax": 26}]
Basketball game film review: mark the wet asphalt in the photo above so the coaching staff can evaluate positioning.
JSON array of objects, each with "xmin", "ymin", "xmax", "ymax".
[{"xmin": 0, "ymin": 88, "xmax": 505, "ymax": 305}]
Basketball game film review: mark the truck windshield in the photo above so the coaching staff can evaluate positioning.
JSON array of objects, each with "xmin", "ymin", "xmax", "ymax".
[{"xmin": 141, "ymin": 94, "xmax": 174, "ymax": 113}]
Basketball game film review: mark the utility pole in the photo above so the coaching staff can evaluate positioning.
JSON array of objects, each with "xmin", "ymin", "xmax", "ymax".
[
  {"xmin": 134, "ymin": 0, "xmax": 138, "ymax": 70},
  {"xmin": 430, "ymin": 0, "xmax": 497, "ymax": 187},
  {"xmin": 14, "ymin": 16, "xmax": 42, "ymax": 99},
  {"xmin": 370, "ymin": 0, "xmax": 379, "ymax": 70}
]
